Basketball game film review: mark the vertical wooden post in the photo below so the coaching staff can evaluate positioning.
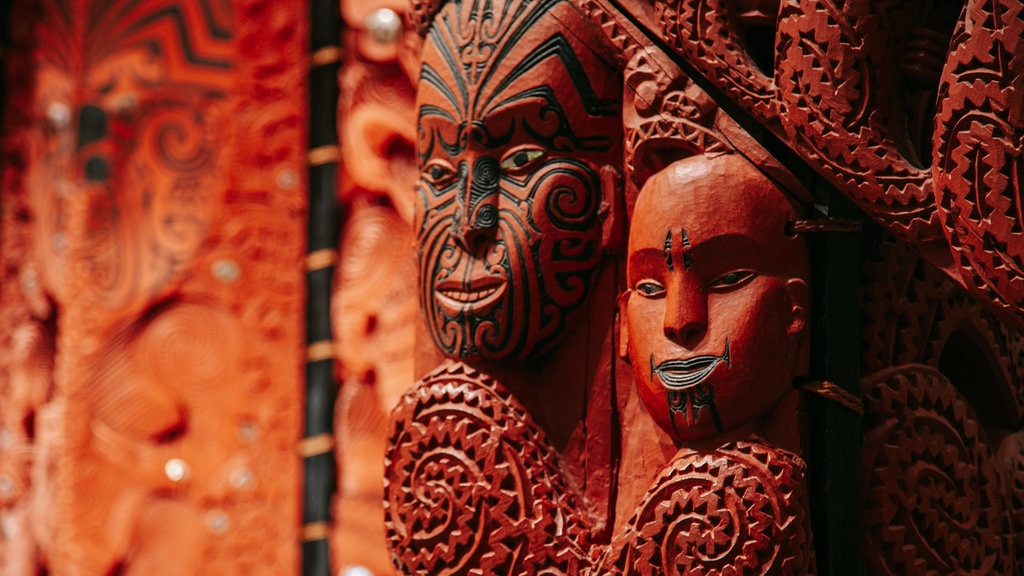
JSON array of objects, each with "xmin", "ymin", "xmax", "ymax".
[
  {"xmin": 806, "ymin": 186, "xmax": 862, "ymax": 576},
  {"xmin": 304, "ymin": 0, "xmax": 341, "ymax": 573}
]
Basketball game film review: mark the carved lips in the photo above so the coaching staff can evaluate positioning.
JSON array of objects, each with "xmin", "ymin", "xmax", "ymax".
[
  {"xmin": 650, "ymin": 339, "xmax": 731, "ymax": 390},
  {"xmin": 434, "ymin": 276, "xmax": 507, "ymax": 314}
]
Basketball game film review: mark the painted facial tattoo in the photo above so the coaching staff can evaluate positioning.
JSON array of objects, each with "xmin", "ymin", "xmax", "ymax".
[
  {"xmin": 623, "ymin": 154, "xmax": 809, "ymax": 443},
  {"xmin": 414, "ymin": 0, "xmax": 621, "ymax": 363}
]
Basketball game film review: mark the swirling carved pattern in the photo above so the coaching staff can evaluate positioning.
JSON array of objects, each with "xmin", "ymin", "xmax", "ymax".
[
  {"xmin": 622, "ymin": 48, "xmax": 727, "ymax": 189},
  {"xmin": 384, "ymin": 362, "xmax": 592, "ymax": 575},
  {"xmin": 774, "ymin": 0, "xmax": 935, "ymax": 241},
  {"xmin": 934, "ymin": 0, "xmax": 1024, "ymax": 313},
  {"xmin": 860, "ymin": 234, "xmax": 1024, "ymax": 422},
  {"xmin": 596, "ymin": 441, "xmax": 815, "ymax": 576},
  {"xmin": 861, "ymin": 364, "xmax": 1012, "ymax": 575},
  {"xmin": 10, "ymin": 0, "xmax": 309, "ymax": 574},
  {"xmin": 656, "ymin": 0, "xmax": 774, "ymax": 118},
  {"xmin": 133, "ymin": 303, "xmax": 241, "ymax": 392},
  {"xmin": 626, "ymin": 0, "xmax": 1024, "ymax": 321},
  {"xmin": 28, "ymin": 0, "xmax": 231, "ymax": 315}
]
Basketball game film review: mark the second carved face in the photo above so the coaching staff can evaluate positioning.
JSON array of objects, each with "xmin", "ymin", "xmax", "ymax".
[
  {"xmin": 414, "ymin": 0, "xmax": 621, "ymax": 364},
  {"xmin": 622, "ymin": 154, "xmax": 810, "ymax": 443}
]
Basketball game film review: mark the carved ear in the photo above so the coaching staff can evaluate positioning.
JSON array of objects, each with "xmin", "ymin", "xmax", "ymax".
[
  {"xmin": 617, "ymin": 289, "xmax": 632, "ymax": 362},
  {"xmin": 600, "ymin": 164, "xmax": 625, "ymax": 255},
  {"xmin": 785, "ymin": 278, "xmax": 810, "ymax": 336}
]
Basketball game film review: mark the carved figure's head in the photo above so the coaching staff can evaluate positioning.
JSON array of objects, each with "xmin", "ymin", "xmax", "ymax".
[
  {"xmin": 621, "ymin": 154, "xmax": 810, "ymax": 443},
  {"xmin": 414, "ymin": 0, "xmax": 621, "ymax": 363}
]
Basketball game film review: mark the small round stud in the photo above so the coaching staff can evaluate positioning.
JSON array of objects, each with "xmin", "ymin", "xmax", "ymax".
[
  {"xmin": 164, "ymin": 458, "xmax": 190, "ymax": 483},
  {"xmin": 46, "ymin": 102, "xmax": 71, "ymax": 130},
  {"xmin": 212, "ymin": 259, "xmax": 240, "ymax": 283},
  {"xmin": 206, "ymin": 509, "xmax": 230, "ymax": 534},
  {"xmin": 365, "ymin": 8, "xmax": 402, "ymax": 44}
]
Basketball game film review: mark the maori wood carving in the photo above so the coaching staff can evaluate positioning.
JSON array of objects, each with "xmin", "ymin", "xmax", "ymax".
[
  {"xmin": 859, "ymin": 231, "xmax": 1024, "ymax": 576},
  {"xmin": 0, "ymin": 0, "xmax": 308, "ymax": 574},
  {"xmin": 330, "ymin": 0, "xmax": 422, "ymax": 571},
  {"xmin": 384, "ymin": 362, "xmax": 592, "ymax": 575},
  {"xmin": 609, "ymin": 153, "xmax": 815, "ymax": 574},
  {"xmin": 412, "ymin": 0, "xmax": 622, "ymax": 363},
  {"xmin": 592, "ymin": 0, "xmax": 1024, "ymax": 324},
  {"xmin": 597, "ymin": 441, "xmax": 815, "ymax": 576},
  {"xmin": 861, "ymin": 364, "xmax": 1013, "ymax": 575},
  {"xmin": 620, "ymin": 154, "xmax": 810, "ymax": 446},
  {"xmin": 385, "ymin": 0, "xmax": 626, "ymax": 572},
  {"xmin": 383, "ymin": 0, "xmax": 1024, "ymax": 574}
]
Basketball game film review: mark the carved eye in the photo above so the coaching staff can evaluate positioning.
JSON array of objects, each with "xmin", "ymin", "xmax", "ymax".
[
  {"xmin": 709, "ymin": 270, "xmax": 756, "ymax": 291},
  {"xmin": 500, "ymin": 147, "xmax": 545, "ymax": 174},
  {"xmin": 423, "ymin": 159, "xmax": 457, "ymax": 187},
  {"xmin": 634, "ymin": 279, "xmax": 666, "ymax": 298}
]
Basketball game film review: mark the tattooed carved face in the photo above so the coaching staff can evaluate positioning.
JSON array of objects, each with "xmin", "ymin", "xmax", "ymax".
[
  {"xmin": 622, "ymin": 154, "xmax": 810, "ymax": 443},
  {"xmin": 414, "ymin": 0, "xmax": 621, "ymax": 363}
]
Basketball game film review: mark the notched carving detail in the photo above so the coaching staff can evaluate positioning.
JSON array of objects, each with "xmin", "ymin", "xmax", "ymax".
[
  {"xmin": 595, "ymin": 441, "xmax": 815, "ymax": 576},
  {"xmin": 384, "ymin": 362, "xmax": 592, "ymax": 575},
  {"xmin": 861, "ymin": 364, "xmax": 1012, "ymax": 575}
]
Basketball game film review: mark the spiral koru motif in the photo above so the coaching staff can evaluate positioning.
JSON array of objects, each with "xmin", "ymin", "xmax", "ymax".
[
  {"xmin": 133, "ymin": 302, "xmax": 241, "ymax": 392},
  {"xmin": 862, "ymin": 364, "xmax": 1011, "ymax": 575},
  {"xmin": 384, "ymin": 362, "xmax": 592, "ymax": 575},
  {"xmin": 596, "ymin": 441, "xmax": 815, "ymax": 576}
]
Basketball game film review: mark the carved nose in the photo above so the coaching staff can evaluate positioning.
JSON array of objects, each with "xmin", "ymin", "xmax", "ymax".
[
  {"xmin": 452, "ymin": 156, "xmax": 500, "ymax": 249},
  {"xmin": 663, "ymin": 281, "xmax": 707, "ymax": 348}
]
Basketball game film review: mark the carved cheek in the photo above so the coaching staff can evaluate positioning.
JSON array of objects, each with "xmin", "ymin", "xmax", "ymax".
[
  {"xmin": 707, "ymin": 278, "xmax": 796, "ymax": 428},
  {"xmin": 525, "ymin": 161, "xmax": 604, "ymax": 308},
  {"xmin": 625, "ymin": 296, "xmax": 675, "ymax": 431}
]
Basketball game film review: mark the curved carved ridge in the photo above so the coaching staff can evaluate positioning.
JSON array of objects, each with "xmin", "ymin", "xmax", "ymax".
[
  {"xmin": 384, "ymin": 361, "xmax": 592, "ymax": 575},
  {"xmin": 581, "ymin": 0, "xmax": 1024, "ymax": 322},
  {"xmin": 656, "ymin": 0, "xmax": 775, "ymax": 118},
  {"xmin": 594, "ymin": 440, "xmax": 815, "ymax": 576},
  {"xmin": 934, "ymin": 0, "xmax": 1024, "ymax": 312},
  {"xmin": 861, "ymin": 364, "xmax": 1012, "ymax": 575},
  {"xmin": 997, "ymin": 431, "xmax": 1024, "ymax": 576},
  {"xmin": 860, "ymin": 236, "xmax": 1024, "ymax": 423}
]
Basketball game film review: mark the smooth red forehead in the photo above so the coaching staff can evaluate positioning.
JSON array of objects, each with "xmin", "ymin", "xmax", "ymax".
[
  {"xmin": 629, "ymin": 154, "xmax": 807, "ymax": 276},
  {"xmin": 417, "ymin": 0, "xmax": 619, "ymax": 131}
]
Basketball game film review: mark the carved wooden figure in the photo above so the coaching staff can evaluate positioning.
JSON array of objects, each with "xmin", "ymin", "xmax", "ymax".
[
  {"xmin": 620, "ymin": 153, "xmax": 810, "ymax": 447},
  {"xmin": 0, "ymin": 1, "xmax": 309, "ymax": 574},
  {"xmin": 384, "ymin": 0, "xmax": 625, "ymax": 572},
  {"xmin": 602, "ymin": 153, "xmax": 815, "ymax": 574},
  {"xmin": 411, "ymin": 0, "xmax": 622, "ymax": 365},
  {"xmin": 331, "ymin": 0, "xmax": 422, "ymax": 572}
]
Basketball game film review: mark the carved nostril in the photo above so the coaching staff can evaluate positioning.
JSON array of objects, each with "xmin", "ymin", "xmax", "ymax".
[
  {"xmin": 664, "ymin": 314, "xmax": 707, "ymax": 348},
  {"xmin": 680, "ymin": 323, "xmax": 707, "ymax": 347},
  {"xmin": 85, "ymin": 156, "xmax": 110, "ymax": 182},
  {"xmin": 78, "ymin": 105, "xmax": 107, "ymax": 150}
]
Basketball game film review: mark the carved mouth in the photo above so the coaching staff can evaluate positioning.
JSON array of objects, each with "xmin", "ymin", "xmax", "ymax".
[
  {"xmin": 650, "ymin": 339, "xmax": 731, "ymax": 390},
  {"xmin": 435, "ymin": 277, "xmax": 506, "ymax": 314}
]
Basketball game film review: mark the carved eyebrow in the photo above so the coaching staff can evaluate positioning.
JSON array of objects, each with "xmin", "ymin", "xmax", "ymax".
[
  {"xmin": 418, "ymin": 103, "xmax": 457, "ymax": 123},
  {"xmin": 627, "ymin": 247, "xmax": 669, "ymax": 282},
  {"xmin": 664, "ymin": 231, "xmax": 674, "ymax": 272},
  {"xmin": 419, "ymin": 63, "xmax": 462, "ymax": 116},
  {"xmin": 480, "ymin": 33, "xmax": 617, "ymax": 119},
  {"xmin": 689, "ymin": 233, "xmax": 759, "ymax": 267},
  {"xmin": 484, "ymin": 86, "xmax": 612, "ymax": 152}
]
